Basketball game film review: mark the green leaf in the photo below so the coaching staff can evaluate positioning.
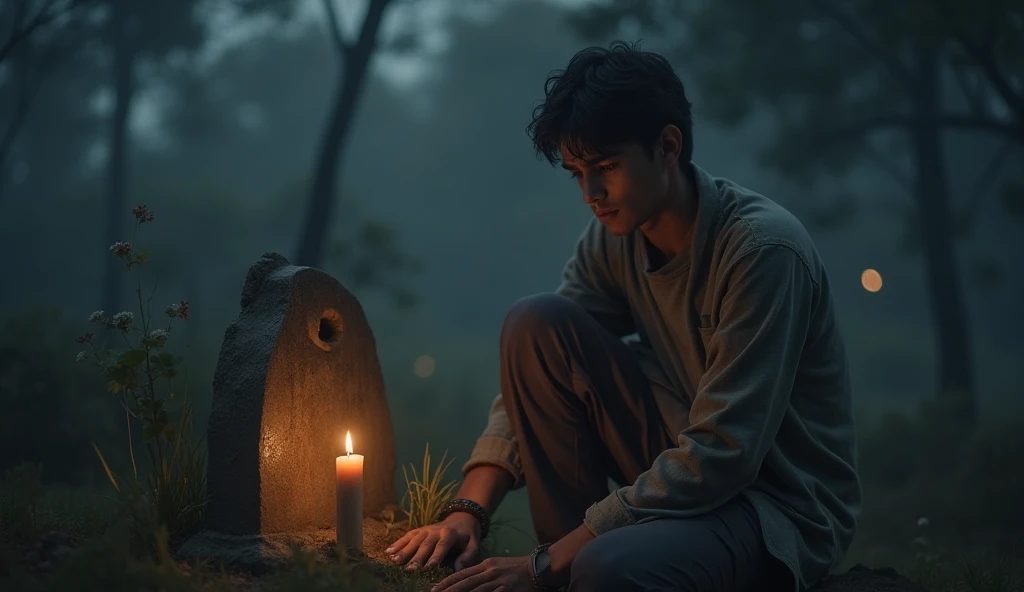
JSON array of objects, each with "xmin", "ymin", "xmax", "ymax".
[
  {"xmin": 150, "ymin": 352, "xmax": 183, "ymax": 379},
  {"xmin": 117, "ymin": 349, "xmax": 147, "ymax": 369},
  {"xmin": 105, "ymin": 364, "xmax": 132, "ymax": 387}
]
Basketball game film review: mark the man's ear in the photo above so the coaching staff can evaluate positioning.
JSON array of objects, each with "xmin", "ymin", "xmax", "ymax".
[{"xmin": 657, "ymin": 124, "xmax": 682, "ymax": 168}]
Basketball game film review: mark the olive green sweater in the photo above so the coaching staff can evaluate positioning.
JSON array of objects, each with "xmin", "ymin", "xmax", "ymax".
[{"xmin": 463, "ymin": 163, "xmax": 862, "ymax": 590}]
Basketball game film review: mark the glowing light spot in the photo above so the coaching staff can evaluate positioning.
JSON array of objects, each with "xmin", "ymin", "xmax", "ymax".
[
  {"xmin": 861, "ymin": 269, "xmax": 883, "ymax": 292},
  {"xmin": 414, "ymin": 355, "xmax": 435, "ymax": 378}
]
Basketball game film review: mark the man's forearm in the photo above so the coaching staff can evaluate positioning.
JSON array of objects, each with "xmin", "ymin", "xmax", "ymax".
[
  {"xmin": 453, "ymin": 464, "xmax": 515, "ymax": 515},
  {"xmin": 547, "ymin": 523, "xmax": 596, "ymax": 585}
]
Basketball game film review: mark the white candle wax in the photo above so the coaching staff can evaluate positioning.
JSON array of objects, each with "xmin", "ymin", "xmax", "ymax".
[{"xmin": 336, "ymin": 430, "xmax": 364, "ymax": 551}]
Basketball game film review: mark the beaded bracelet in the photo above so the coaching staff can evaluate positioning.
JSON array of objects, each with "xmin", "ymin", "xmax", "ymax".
[{"xmin": 437, "ymin": 498, "xmax": 491, "ymax": 540}]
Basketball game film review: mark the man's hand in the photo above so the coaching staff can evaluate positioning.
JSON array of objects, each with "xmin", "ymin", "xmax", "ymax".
[
  {"xmin": 430, "ymin": 556, "xmax": 534, "ymax": 592},
  {"xmin": 386, "ymin": 512, "xmax": 482, "ymax": 571}
]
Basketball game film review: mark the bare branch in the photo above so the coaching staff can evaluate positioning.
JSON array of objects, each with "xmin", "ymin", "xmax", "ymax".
[
  {"xmin": 352, "ymin": 0, "xmax": 392, "ymax": 57},
  {"xmin": 953, "ymin": 32, "xmax": 1024, "ymax": 122},
  {"xmin": 863, "ymin": 144, "xmax": 914, "ymax": 195},
  {"xmin": 0, "ymin": 0, "xmax": 59, "ymax": 64},
  {"xmin": 810, "ymin": 0, "xmax": 914, "ymax": 89},
  {"xmin": 321, "ymin": 0, "xmax": 349, "ymax": 59},
  {"xmin": 950, "ymin": 62, "xmax": 986, "ymax": 117},
  {"xmin": 924, "ymin": 0, "xmax": 1024, "ymax": 122},
  {"xmin": 0, "ymin": 0, "xmax": 99, "ymax": 65},
  {"xmin": 963, "ymin": 139, "xmax": 1019, "ymax": 226}
]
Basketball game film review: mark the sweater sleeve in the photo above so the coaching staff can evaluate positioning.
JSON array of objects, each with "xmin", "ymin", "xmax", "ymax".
[
  {"xmin": 584, "ymin": 244, "xmax": 815, "ymax": 535},
  {"xmin": 461, "ymin": 392, "xmax": 525, "ymax": 488}
]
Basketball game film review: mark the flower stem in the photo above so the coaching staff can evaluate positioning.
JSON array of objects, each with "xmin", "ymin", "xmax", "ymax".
[{"xmin": 126, "ymin": 405, "xmax": 138, "ymax": 484}]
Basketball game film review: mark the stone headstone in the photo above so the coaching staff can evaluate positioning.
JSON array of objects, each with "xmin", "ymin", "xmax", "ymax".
[{"xmin": 201, "ymin": 252, "xmax": 397, "ymax": 535}]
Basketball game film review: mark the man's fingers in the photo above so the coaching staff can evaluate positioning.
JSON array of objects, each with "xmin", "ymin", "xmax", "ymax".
[
  {"xmin": 384, "ymin": 531, "xmax": 411, "ymax": 555},
  {"xmin": 430, "ymin": 561, "xmax": 487, "ymax": 592},
  {"xmin": 424, "ymin": 528, "xmax": 458, "ymax": 568},
  {"xmin": 406, "ymin": 533, "xmax": 440, "ymax": 570},
  {"xmin": 438, "ymin": 569, "xmax": 498, "ymax": 592},
  {"xmin": 452, "ymin": 539, "xmax": 479, "ymax": 571},
  {"xmin": 391, "ymin": 530, "xmax": 427, "ymax": 564},
  {"xmin": 460, "ymin": 583, "xmax": 502, "ymax": 592}
]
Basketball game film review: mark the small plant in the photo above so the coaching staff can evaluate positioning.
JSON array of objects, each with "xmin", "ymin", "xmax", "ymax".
[
  {"xmin": 75, "ymin": 205, "xmax": 207, "ymax": 541},
  {"xmin": 401, "ymin": 444, "xmax": 458, "ymax": 530}
]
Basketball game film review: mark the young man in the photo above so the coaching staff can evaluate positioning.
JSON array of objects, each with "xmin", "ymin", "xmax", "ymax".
[{"xmin": 385, "ymin": 41, "xmax": 862, "ymax": 592}]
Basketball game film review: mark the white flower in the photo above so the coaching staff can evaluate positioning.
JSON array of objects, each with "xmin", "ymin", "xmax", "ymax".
[
  {"xmin": 917, "ymin": 517, "xmax": 930, "ymax": 528},
  {"xmin": 88, "ymin": 310, "xmax": 105, "ymax": 323},
  {"xmin": 76, "ymin": 351, "xmax": 88, "ymax": 362},
  {"xmin": 112, "ymin": 311, "xmax": 134, "ymax": 332},
  {"xmin": 148, "ymin": 329, "xmax": 168, "ymax": 346}
]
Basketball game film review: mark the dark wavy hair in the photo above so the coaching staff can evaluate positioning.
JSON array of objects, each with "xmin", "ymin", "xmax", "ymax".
[{"xmin": 526, "ymin": 41, "xmax": 693, "ymax": 169}]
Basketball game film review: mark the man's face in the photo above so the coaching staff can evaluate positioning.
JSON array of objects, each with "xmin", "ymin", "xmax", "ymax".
[{"xmin": 559, "ymin": 142, "xmax": 669, "ymax": 236}]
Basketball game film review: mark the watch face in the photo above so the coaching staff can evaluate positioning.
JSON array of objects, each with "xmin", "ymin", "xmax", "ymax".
[{"xmin": 536, "ymin": 549, "xmax": 552, "ymax": 574}]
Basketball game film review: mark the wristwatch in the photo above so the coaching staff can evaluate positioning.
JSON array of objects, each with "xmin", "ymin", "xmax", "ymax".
[{"xmin": 529, "ymin": 543, "xmax": 559, "ymax": 591}]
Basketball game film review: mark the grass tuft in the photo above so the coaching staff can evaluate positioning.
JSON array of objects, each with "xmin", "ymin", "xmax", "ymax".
[{"xmin": 400, "ymin": 444, "xmax": 458, "ymax": 530}]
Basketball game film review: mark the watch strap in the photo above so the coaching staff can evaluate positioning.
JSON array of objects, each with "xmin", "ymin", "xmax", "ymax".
[{"xmin": 529, "ymin": 543, "xmax": 560, "ymax": 591}]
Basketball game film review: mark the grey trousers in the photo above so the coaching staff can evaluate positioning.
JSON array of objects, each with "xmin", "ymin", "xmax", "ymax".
[{"xmin": 499, "ymin": 294, "xmax": 790, "ymax": 592}]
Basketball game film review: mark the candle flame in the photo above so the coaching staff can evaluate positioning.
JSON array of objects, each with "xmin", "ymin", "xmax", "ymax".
[{"xmin": 345, "ymin": 430, "xmax": 353, "ymax": 455}]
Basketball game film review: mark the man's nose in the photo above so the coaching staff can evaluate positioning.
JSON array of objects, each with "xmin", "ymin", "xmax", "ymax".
[{"xmin": 581, "ymin": 175, "xmax": 607, "ymax": 205}]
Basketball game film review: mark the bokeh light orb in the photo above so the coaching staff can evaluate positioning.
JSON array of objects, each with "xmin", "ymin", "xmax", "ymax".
[
  {"xmin": 861, "ymin": 268, "xmax": 883, "ymax": 292},
  {"xmin": 413, "ymin": 355, "xmax": 435, "ymax": 378}
]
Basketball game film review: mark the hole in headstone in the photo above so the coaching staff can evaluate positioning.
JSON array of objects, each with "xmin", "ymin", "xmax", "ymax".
[
  {"xmin": 313, "ymin": 309, "xmax": 343, "ymax": 351},
  {"xmin": 319, "ymin": 318, "xmax": 336, "ymax": 342}
]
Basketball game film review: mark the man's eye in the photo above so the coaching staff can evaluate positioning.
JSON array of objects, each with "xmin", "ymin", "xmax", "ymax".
[{"xmin": 598, "ymin": 163, "xmax": 617, "ymax": 172}]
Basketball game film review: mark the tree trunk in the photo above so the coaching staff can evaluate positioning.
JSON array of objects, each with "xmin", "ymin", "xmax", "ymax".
[
  {"xmin": 101, "ymin": 1, "xmax": 136, "ymax": 312},
  {"xmin": 294, "ymin": 0, "xmax": 389, "ymax": 268},
  {"xmin": 909, "ymin": 48, "xmax": 977, "ymax": 423}
]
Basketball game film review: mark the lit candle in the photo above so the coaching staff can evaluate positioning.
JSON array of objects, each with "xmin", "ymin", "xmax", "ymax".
[{"xmin": 336, "ymin": 430, "xmax": 364, "ymax": 551}]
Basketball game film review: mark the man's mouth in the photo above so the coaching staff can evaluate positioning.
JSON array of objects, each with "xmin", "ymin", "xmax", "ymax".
[{"xmin": 595, "ymin": 209, "xmax": 618, "ymax": 220}]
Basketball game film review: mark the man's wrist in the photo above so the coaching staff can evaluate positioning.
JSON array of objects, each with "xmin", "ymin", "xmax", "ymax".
[
  {"xmin": 545, "ymin": 523, "xmax": 597, "ymax": 585},
  {"xmin": 437, "ymin": 498, "xmax": 491, "ymax": 539},
  {"xmin": 528, "ymin": 543, "xmax": 559, "ymax": 591}
]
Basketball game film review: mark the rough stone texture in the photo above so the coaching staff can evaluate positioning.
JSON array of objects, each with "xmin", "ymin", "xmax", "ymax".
[
  {"xmin": 203, "ymin": 252, "xmax": 397, "ymax": 536},
  {"xmin": 811, "ymin": 565, "xmax": 927, "ymax": 592}
]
